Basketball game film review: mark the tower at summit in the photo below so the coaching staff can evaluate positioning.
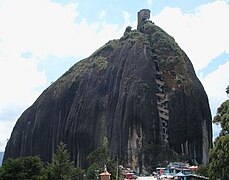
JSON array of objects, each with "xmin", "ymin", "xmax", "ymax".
[{"xmin": 137, "ymin": 9, "xmax": 151, "ymax": 29}]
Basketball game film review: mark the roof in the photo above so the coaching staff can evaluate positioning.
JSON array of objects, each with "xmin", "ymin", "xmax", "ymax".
[
  {"xmin": 174, "ymin": 172, "xmax": 186, "ymax": 177},
  {"xmin": 100, "ymin": 171, "xmax": 111, "ymax": 176}
]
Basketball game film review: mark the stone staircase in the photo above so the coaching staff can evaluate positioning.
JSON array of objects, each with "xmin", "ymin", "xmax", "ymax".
[{"xmin": 153, "ymin": 58, "xmax": 169, "ymax": 143}]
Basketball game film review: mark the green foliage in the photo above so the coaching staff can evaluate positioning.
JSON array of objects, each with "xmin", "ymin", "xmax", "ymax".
[
  {"xmin": 45, "ymin": 142, "xmax": 83, "ymax": 180},
  {"xmin": 93, "ymin": 56, "xmax": 108, "ymax": 71},
  {"xmin": 0, "ymin": 156, "xmax": 44, "ymax": 179},
  {"xmin": 120, "ymin": 29, "xmax": 141, "ymax": 41},
  {"xmin": 208, "ymin": 135, "xmax": 229, "ymax": 180},
  {"xmin": 0, "ymin": 143, "xmax": 84, "ymax": 180},
  {"xmin": 86, "ymin": 147, "xmax": 108, "ymax": 179},
  {"xmin": 196, "ymin": 165, "xmax": 209, "ymax": 177},
  {"xmin": 141, "ymin": 20, "xmax": 154, "ymax": 31},
  {"xmin": 86, "ymin": 147, "xmax": 117, "ymax": 180},
  {"xmin": 107, "ymin": 39, "xmax": 119, "ymax": 49},
  {"xmin": 128, "ymin": 30, "xmax": 141, "ymax": 39},
  {"xmin": 58, "ymin": 58, "xmax": 90, "ymax": 85},
  {"xmin": 87, "ymin": 147, "xmax": 108, "ymax": 165},
  {"xmin": 91, "ymin": 40, "xmax": 119, "ymax": 57},
  {"xmin": 150, "ymin": 26, "xmax": 179, "ymax": 56},
  {"xmin": 213, "ymin": 100, "xmax": 229, "ymax": 136},
  {"xmin": 85, "ymin": 163, "xmax": 100, "ymax": 179},
  {"xmin": 208, "ymin": 98, "xmax": 229, "ymax": 180}
]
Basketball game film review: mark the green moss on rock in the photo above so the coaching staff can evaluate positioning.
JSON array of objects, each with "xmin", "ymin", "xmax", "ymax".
[
  {"xmin": 93, "ymin": 56, "xmax": 108, "ymax": 71},
  {"xmin": 92, "ymin": 40, "xmax": 119, "ymax": 57}
]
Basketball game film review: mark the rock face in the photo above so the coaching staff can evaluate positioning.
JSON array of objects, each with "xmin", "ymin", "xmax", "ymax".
[{"xmin": 4, "ymin": 11, "xmax": 212, "ymax": 173}]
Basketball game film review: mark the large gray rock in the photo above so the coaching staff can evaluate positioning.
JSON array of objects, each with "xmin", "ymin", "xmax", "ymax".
[{"xmin": 4, "ymin": 20, "xmax": 212, "ymax": 172}]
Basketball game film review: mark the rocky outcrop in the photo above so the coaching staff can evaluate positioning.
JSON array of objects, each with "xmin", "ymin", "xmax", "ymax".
[{"xmin": 4, "ymin": 15, "xmax": 212, "ymax": 173}]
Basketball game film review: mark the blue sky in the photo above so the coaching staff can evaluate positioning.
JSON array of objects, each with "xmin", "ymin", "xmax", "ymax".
[{"xmin": 0, "ymin": 0, "xmax": 229, "ymax": 151}]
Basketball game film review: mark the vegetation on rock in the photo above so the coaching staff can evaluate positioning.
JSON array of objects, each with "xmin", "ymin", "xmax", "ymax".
[
  {"xmin": 93, "ymin": 56, "xmax": 108, "ymax": 71},
  {"xmin": 91, "ymin": 39, "xmax": 119, "ymax": 57}
]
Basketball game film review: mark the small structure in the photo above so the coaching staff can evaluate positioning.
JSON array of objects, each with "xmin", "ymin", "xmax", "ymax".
[
  {"xmin": 156, "ymin": 162, "xmax": 209, "ymax": 180},
  {"xmin": 174, "ymin": 172, "xmax": 187, "ymax": 180},
  {"xmin": 124, "ymin": 172, "xmax": 138, "ymax": 179},
  {"xmin": 156, "ymin": 167, "xmax": 166, "ymax": 175},
  {"xmin": 137, "ymin": 9, "xmax": 151, "ymax": 29},
  {"xmin": 100, "ymin": 165, "xmax": 111, "ymax": 180}
]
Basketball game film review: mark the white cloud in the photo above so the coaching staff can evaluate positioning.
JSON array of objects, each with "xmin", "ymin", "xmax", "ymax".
[
  {"xmin": 0, "ymin": 121, "xmax": 16, "ymax": 151},
  {"xmin": 0, "ymin": 52, "xmax": 47, "ymax": 151},
  {"xmin": 0, "ymin": 0, "xmax": 127, "ymax": 151},
  {"xmin": 122, "ymin": 11, "xmax": 131, "ymax": 24},
  {"xmin": 0, "ymin": 55, "xmax": 46, "ymax": 107},
  {"xmin": 147, "ymin": 0, "xmax": 153, "ymax": 7},
  {"xmin": 200, "ymin": 60, "xmax": 229, "ymax": 139},
  {"xmin": 0, "ymin": 0, "xmax": 123, "ymax": 58},
  {"xmin": 200, "ymin": 61, "xmax": 229, "ymax": 116},
  {"xmin": 99, "ymin": 10, "xmax": 107, "ymax": 19},
  {"xmin": 153, "ymin": 1, "xmax": 229, "ymax": 71}
]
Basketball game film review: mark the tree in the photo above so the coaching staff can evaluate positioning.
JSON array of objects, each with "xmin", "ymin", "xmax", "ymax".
[
  {"xmin": 208, "ymin": 97, "xmax": 229, "ymax": 180},
  {"xmin": 86, "ymin": 146, "xmax": 117, "ymax": 180},
  {"xmin": 45, "ymin": 142, "xmax": 83, "ymax": 180},
  {"xmin": 196, "ymin": 165, "xmax": 209, "ymax": 177},
  {"xmin": 208, "ymin": 136, "xmax": 229, "ymax": 180},
  {"xmin": 213, "ymin": 100, "xmax": 229, "ymax": 136},
  {"xmin": 0, "ymin": 156, "xmax": 44, "ymax": 179}
]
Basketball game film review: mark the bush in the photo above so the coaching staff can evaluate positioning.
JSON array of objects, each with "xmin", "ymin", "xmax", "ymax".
[{"xmin": 0, "ymin": 156, "xmax": 44, "ymax": 179}]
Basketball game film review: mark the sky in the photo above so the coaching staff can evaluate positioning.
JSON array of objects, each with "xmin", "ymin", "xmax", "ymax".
[{"xmin": 0, "ymin": 0, "xmax": 229, "ymax": 152}]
